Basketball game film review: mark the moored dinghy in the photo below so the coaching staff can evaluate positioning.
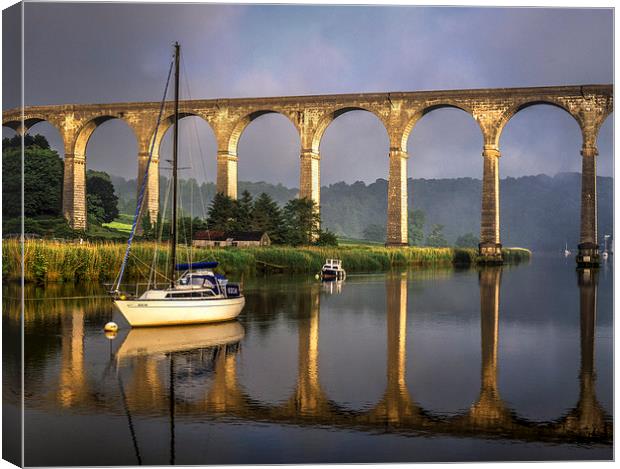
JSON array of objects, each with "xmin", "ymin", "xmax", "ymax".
[{"xmin": 320, "ymin": 258, "xmax": 346, "ymax": 281}]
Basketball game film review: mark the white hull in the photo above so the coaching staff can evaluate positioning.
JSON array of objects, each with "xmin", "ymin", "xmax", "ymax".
[
  {"xmin": 114, "ymin": 321, "xmax": 245, "ymax": 360},
  {"xmin": 114, "ymin": 296, "xmax": 245, "ymax": 327}
]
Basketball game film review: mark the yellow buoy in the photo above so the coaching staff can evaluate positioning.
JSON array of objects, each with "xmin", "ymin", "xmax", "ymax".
[
  {"xmin": 315, "ymin": 274, "xmax": 320, "ymax": 280},
  {"xmin": 119, "ymin": 294, "xmax": 127, "ymax": 300},
  {"xmin": 104, "ymin": 322, "xmax": 118, "ymax": 333},
  {"xmin": 105, "ymin": 331, "xmax": 118, "ymax": 340}
]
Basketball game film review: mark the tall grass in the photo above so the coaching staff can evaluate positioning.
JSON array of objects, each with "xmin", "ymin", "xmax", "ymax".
[{"xmin": 2, "ymin": 239, "xmax": 531, "ymax": 284}]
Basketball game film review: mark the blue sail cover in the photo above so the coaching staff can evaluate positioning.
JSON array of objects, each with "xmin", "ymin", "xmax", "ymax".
[{"xmin": 175, "ymin": 261, "xmax": 219, "ymax": 271}]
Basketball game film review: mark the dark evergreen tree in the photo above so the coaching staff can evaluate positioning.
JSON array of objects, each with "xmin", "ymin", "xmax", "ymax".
[
  {"xmin": 207, "ymin": 192, "xmax": 237, "ymax": 232},
  {"xmin": 86, "ymin": 170, "xmax": 119, "ymax": 223},
  {"xmin": 282, "ymin": 198, "xmax": 321, "ymax": 246},
  {"xmin": 315, "ymin": 229, "xmax": 338, "ymax": 246},
  {"xmin": 235, "ymin": 190, "xmax": 254, "ymax": 231},
  {"xmin": 251, "ymin": 192, "xmax": 286, "ymax": 243}
]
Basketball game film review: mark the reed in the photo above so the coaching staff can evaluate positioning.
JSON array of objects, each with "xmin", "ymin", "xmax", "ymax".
[{"xmin": 2, "ymin": 239, "xmax": 531, "ymax": 284}]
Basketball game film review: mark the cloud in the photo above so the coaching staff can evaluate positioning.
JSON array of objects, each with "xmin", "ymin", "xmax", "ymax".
[{"xmin": 9, "ymin": 4, "xmax": 613, "ymax": 182}]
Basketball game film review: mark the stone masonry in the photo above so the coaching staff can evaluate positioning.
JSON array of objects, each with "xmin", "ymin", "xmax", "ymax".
[{"xmin": 3, "ymin": 84, "xmax": 612, "ymax": 263}]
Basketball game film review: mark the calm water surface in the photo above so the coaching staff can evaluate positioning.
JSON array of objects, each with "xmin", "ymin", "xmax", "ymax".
[{"xmin": 3, "ymin": 257, "xmax": 613, "ymax": 465}]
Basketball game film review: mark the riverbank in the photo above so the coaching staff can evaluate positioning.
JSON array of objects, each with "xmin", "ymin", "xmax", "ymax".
[{"xmin": 2, "ymin": 239, "xmax": 531, "ymax": 284}]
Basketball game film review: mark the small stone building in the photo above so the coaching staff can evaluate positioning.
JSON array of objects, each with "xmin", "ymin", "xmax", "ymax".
[{"xmin": 193, "ymin": 230, "xmax": 271, "ymax": 247}]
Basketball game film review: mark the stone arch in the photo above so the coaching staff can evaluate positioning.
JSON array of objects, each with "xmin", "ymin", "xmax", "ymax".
[
  {"xmin": 149, "ymin": 111, "xmax": 216, "ymax": 158},
  {"xmin": 64, "ymin": 115, "xmax": 140, "ymax": 230},
  {"xmin": 2, "ymin": 120, "xmax": 22, "ymax": 133},
  {"xmin": 400, "ymin": 103, "xmax": 482, "ymax": 152},
  {"xmin": 226, "ymin": 109, "xmax": 300, "ymax": 155},
  {"xmin": 73, "ymin": 115, "xmax": 140, "ymax": 158},
  {"xmin": 3, "ymin": 115, "xmax": 64, "ymax": 141},
  {"xmin": 310, "ymin": 106, "xmax": 389, "ymax": 154},
  {"xmin": 495, "ymin": 99, "xmax": 582, "ymax": 149}
]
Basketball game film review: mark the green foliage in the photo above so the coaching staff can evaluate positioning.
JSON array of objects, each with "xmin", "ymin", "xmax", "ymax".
[
  {"xmin": 87, "ymin": 193, "xmax": 106, "ymax": 225},
  {"xmin": 252, "ymin": 192, "xmax": 286, "ymax": 243},
  {"xmin": 110, "ymin": 174, "xmax": 613, "ymax": 252},
  {"xmin": 235, "ymin": 190, "xmax": 254, "ymax": 230},
  {"xmin": 3, "ymin": 134, "xmax": 50, "ymax": 150},
  {"xmin": 455, "ymin": 232, "xmax": 479, "ymax": 248},
  {"xmin": 362, "ymin": 223, "xmax": 386, "ymax": 242},
  {"xmin": 426, "ymin": 224, "xmax": 448, "ymax": 247},
  {"xmin": 3, "ymin": 135, "xmax": 63, "ymax": 219},
  {"xmin": 86, "ymin": 170, "xmax": 119, "ymax": 223},
  {"xmin": 282, "ymin": 198, "xmax": 321, "ymax": 246},
  {"xmin": 207, "ymin": 193, "xmax": 237, "ymax": 232},
  {"xmin": 409, "ymin": 209, "xmax": 426, "ymax": 246},
  {"xmin": 315, "ymin": 229, "xmax": 338, "ymax": 246},
  {"xmin": 139, "ymin": 212, "xmax": 154, "ymax": 239},
  {"xmin": 32, "ymin": 248, "xmax": 48, "ymax": 284}
]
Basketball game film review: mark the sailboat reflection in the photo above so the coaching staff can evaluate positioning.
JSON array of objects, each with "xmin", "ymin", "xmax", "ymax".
[
  {"xmin": 111, "ymin": 320, "xmax": 245, "ymax": 465},
  {"xmin": 113, "ymin": 321, "xmax": 245, "ymax": 361}
]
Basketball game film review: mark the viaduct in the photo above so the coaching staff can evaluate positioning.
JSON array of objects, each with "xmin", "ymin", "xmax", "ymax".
[{"xmin": 2, "ymin": 84, "xmax": 613, "ymax": 264}]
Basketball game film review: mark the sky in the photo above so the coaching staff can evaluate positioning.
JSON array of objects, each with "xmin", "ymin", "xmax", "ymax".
[{"xmin": 2, "ymin": 3, "xmax": 614, "ymax": 186}]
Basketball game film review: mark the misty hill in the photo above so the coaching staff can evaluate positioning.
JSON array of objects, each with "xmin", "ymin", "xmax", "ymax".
[{"xmin": 110, "ymin": 172, "xmax": 613, "ymax": 252}]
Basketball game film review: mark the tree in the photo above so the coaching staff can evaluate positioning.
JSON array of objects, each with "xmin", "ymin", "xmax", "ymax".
[
  {"xmin": 362, "ymin": 223, "xmax": 386, "ymax": 242},
  {"xmin": 3, "ymin": 134, "xmax": 63, "ymax": 219},
  {"xmin": 86, "ymin": 170, "xmax": 119, "ymax": 223},
  {"xmin": 3, "ymin": 134, "xmax": 50, "ymax": 150},
  {"xmin": 234, "ymin": 190, "xmax": 254, "ymax": 231},
  {"xmin": 455, "ymin": 232, "xmax": 479, "ymax": 248},
  {"xmin": 282, "ymin": 197, "xmax": 321, "ymax": 246},
  {"xmin": 426, "ymin": 224, "xmax": 447, "ymax": 247},
  {"xmin": 87, "ymin": 193, "xmax": 106, "ymax": 225},
  {"xmin": 207, "ymin": 192, "xmax": 237, "ymax": 232},
  {"xmin": 140, "ymin": 212, "xmax": 155, "ymax": 240},
  {"xmin": 251, "ymin": 192, "xmax": 286, "ymax": 243},
  {"xmin": 409, "ymin": 209, "xmax": 426, "ymax": 246},
  {"xmin": 316, "ymin": 229, "xmax": 338, "ymax": 246}
]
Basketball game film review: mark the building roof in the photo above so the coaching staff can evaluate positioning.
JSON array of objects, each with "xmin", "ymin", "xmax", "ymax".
[{"xmin": 194, "ymin": 230, "xmax": 268, "ymax": 242}]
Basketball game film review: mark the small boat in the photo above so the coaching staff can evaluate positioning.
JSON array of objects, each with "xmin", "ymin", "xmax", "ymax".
[
  {"xmin": 320, "ymin": 258, "xmax": 346, "ymax": 281},
  {"xmin": 111, "ymin": 43, "xmax": 245, "ymax": 327},
  {"xmin": 563, "ymin": 242, "xmax": 571, "ymax": 257}
]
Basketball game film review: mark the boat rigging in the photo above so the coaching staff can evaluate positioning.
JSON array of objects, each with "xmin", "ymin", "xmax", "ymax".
[{"xmin": 111, "ymin": 42, "xmax": 245, "ymax": 327}]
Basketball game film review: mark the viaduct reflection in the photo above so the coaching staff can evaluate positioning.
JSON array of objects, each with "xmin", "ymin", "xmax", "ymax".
[{"xmin": 24, "ymin": 270, "xmax": 612, "ymax": 444}]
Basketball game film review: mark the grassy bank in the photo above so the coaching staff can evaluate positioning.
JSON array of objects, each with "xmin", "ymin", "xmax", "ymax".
[{"xmin": 2, "ymin": 239, "xmax": 531, "ymax": 284}]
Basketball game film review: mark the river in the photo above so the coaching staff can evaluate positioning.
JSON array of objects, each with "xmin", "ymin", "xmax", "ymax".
[{"xmin": 2, "ymin": 256, "xmax": 613, "ymax": 465}]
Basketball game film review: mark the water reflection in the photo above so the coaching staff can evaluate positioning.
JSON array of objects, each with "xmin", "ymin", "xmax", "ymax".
[{"xmin": 4, "ymin": 262, "xmax": 613, "ymax": 465}]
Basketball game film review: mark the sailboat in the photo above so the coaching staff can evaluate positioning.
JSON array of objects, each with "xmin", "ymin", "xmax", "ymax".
[
  {"xmin": 111, "ymin": 43, "xmax": 245, "ymax": 327},
  {"xmin": 564, "ymin": 242, "xmax": 571, "ymax": 257}
]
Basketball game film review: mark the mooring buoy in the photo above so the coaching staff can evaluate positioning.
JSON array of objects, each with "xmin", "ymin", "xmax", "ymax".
[{"xmin": 104, "ymin": 321, "xmax": 119, "ymax": 333}]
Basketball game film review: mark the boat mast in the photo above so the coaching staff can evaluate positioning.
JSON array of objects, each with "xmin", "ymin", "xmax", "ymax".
[{"xmin": 169, "ymin": 42, "xmax": 180, "ymax": 288}]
